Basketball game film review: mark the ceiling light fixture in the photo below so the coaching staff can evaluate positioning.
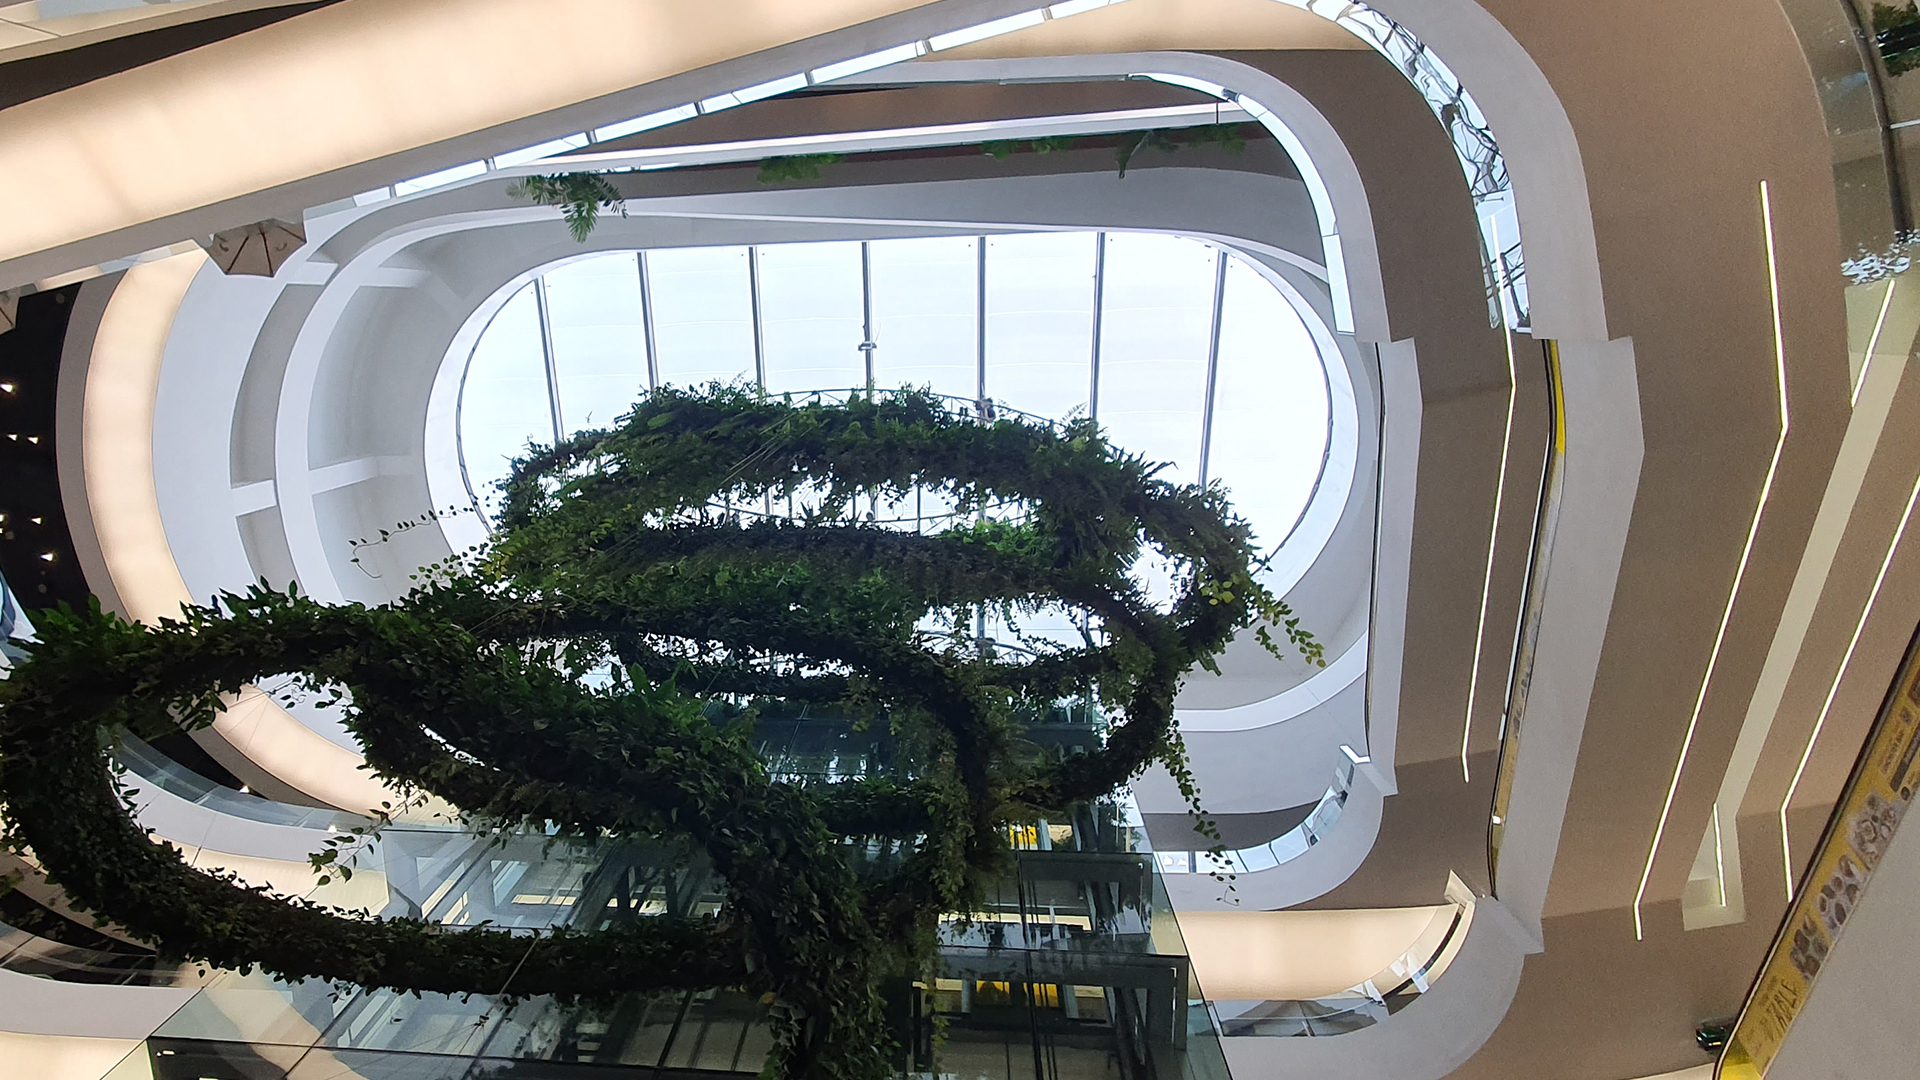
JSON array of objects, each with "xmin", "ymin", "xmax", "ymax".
[
  {"xmin": 1461, "ymin": 216, "xmax": 1522, "ymax": 785},
  {"xmin": 1780, "ymin": 467, "xmax": 1920, "ymax": 899},
  {"xmin": 1632, "ymin": 181, "xmax": 1792, "ymax": 941}
]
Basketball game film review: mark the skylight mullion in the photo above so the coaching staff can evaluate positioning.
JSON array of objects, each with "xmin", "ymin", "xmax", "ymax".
[
  {"xmin": 1198, "ymin": 248, "xmax": 1228, "ymax": 486},
  {"xmin": 533, "ymin": 274, "xmax": 564, "ymax": 442},
  {"xmin": 637, "ymin": 252, "xmax": 659, "ymax": 391},
  {"xmin": 748, "ymin": 246, "xmax": 767, "ymax": 388},
  {"xmin": 976, "ymin": 235, "xmax": 988, "ymax": 408},
  {"xmin": 860, "ymin": 241, "xmax": 875, "ymax": 391},
  {"xmin": 1090, "ymin": 232, "xmax": 1107, "ymax": 425}
]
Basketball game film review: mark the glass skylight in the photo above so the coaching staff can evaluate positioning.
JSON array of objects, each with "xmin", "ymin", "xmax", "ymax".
[{"xmin": 453, "ymin": 231, "xmax": 1333, "ymax": 567}]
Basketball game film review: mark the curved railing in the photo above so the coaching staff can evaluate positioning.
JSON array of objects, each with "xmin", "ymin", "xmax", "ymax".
[
  {"xmin": 1487, "ymin": 339, "xmax": 1568, "ymax": 884},
  {"xmin": 1151, "ymin": 747, "xmax": 1362, "ymax": 876},
  {"xmin": 1200, "ymin": 894, "xmax": 1473, "ymax": 1037},
  {"xmin": 114, "ymin": 732, "xmax": 368, "ymax": 833},
  {"xmin": 0, "ymin": 918, "xmax": 196, "ymax": 988}
]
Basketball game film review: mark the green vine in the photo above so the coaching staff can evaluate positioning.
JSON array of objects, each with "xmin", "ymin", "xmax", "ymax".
[
  {"xmin": 1877, "ymin": 4, "xmax": 1920, "ymax": 75},
  {"xmin": 757, "ymin": 154, "xmax": 846, "ymax": 184},
  {"xmin": 0, "ymin": 386, "xmax": 1316, "ymax": 1079}
]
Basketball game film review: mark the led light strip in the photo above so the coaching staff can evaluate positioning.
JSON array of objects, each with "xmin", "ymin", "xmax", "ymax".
[
  {"xmin": 1778, "ymin": 467, "xmax": 1920, "ymax": 898},
  {"xmin": 1632, "ymin": 181, "xmax": 1792, "ymax": 941},
  {"xmin": 1461, "ymin": 216, "xmax": 1521, "ymax": 784},
  {"xmin": 375, "ymin": 2, "xmax": 1126, "ymax": 203},
  {"xmin": 1854, "ymin": 277, "xmax": 1897, "ymax": 409}
]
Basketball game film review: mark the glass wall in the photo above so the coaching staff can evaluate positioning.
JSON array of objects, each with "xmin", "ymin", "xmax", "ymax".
[{"xmin": 451, "ymin": 232, "xmax": 1333, "ymax": 575}]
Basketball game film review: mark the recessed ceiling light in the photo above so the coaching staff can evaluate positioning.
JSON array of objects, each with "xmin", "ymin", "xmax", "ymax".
[{"xmin": 38, "ymin": 552, "xmax": 55, "ymax": 562}]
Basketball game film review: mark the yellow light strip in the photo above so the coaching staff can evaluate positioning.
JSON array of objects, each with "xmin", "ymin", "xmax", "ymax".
[
  {"xmin": 1461, "ymin": 215, "xmax": 1521, "ymax": 784},
  {"xmin": 1855, "ymin": 277, "xmax": 1898, "ymax": 409},
  {"xmin": 1632, "ymin": 181, "xmax": 1791, "ymax": 940},
  {"xmin": 1779, "ymin": 467, "xmax": 1920, "ymax": 899}
]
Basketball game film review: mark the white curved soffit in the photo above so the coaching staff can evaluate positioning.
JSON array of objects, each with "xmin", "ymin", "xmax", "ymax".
[
  {"xmin": 0, "ymin": 0, "xmax": 1050, "ymax": 287},
  {"xmin": 82, "ymin": 253, "xmax": 201, "ymax": 624},
  {"xmin": 1178, "ymin": 633, "xmax": 1367, "ymax": 731},
  {"xmin": 1362, "ymin": 0, "xmax": 1605, "ymax": 340},
  {"xmin": 76, "ymin": 257, "xmax": 410, "ymax": 815},
  {"xmin": 1218, "ymin": 900, "xmax": 1532, "ymax": 1080},
  {"xmin": 843, "ymin": 49, "xmax": 1390, "ymax": 342}
]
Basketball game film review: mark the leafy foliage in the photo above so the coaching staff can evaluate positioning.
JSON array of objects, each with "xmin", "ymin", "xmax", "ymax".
[
  {"xmin": 1876, "ymin": 3, "xmax": 1920, "ymax": 75},
  {"xmin": 757, "ymin": 154, "xmax": 846, "ymax": 184},
  {"xmin": 0, "ymin": 387, "xmax": 1317, "ymax": 1079},
  {"xmin": 981, "ymin": 125, "xmax": 1250, "ymax": 177},
  {"xmin": 508, "ymin": 172, "xmax": 628, "ymax": 242}
]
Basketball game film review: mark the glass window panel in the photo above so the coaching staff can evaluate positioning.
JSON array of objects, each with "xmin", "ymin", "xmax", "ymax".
[
  {"xmin": 1095, "ymin": 233, "xmax": 1216, "ymax": 486},
  {"xmin": 1207, "ymin": 257, "xmax": 1331, "ymax": 558},
  {"xmin": 983, "ymin": 231, "xmax": 1095, "ymax": 423},
  {"xmin": 759, "ymin": 241, "xmax": 867, "ymax": 395},
  {"xmin": 458, "ymin": 285, "xmax": 550, "ymax": 512},
  {"xmin": 868, "ymin": 236, "xmax": 978, "ymax": 400},
  {"xmin": 649, "ymin": 246, "xmax": 755, "ymax": 388},
  {"xmin": 544, "ymin": 253, "xmax": 649, "ymax": 436}
]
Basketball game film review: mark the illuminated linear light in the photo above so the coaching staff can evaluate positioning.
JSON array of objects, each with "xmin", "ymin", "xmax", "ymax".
[
  {"xmin": 593, "ymin": 104, "xmax": 699, "ymax": 143},
  {"xmin": 698, "ymin": 73, "xmax": 808, "ymax": 115},
  {"xmin": 1461, "ymin": 215, "xmax": 1521, "ymax": 784},
  {"xmin": 1047, "ymin": 0, "xmax": 1124, "ymax": 16},
  {"xmin": 1632, "ymin": 180, "xmax": 1792, "ymax": 941},
  {"xmin": 394, "ymin": 159, "xmax": 486, "ymax": 196},
  {"xmin": 929, "ymin": 9, "xmax": 1047, "ymax": 51},
  {"xmin": 809, "ymin": 42, "xmax": 925, "ymax": 84},
  {"xmin": 493, "ymin": 133, "xmax": 591, "ymax": 168},
  {"xmin": 1854, "ymin": 277, "xmax": 1897, "ymax": 408},
  {"xmin": 497, "ymin": 4, "xmax": 1116, "ymax": 172},
  {"xmin": 1779, "ymin": 466, "xmax": 1920, "ymax": 899}
]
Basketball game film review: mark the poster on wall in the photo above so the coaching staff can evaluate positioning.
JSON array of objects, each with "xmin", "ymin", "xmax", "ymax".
[{"xmin": 1721, "ymin": 631, "xmax": 1920, "ymax": 1078}]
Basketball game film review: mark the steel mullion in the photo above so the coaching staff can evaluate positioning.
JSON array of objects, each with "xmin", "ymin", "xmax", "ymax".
[
  {"xmin": 1198, "ymin": 249, "xmax": 1228, "ymax": 486},
  {"xmin": 748, "ymin": 245, "xmax": 767, "ymax": 388},
  {"xmin": 533, "ymin": 274, "xmax": 564, "ymax": 441},
  {"xmin": 977, "ymin": 235, "xmax": 989, "ymax": 409},
  {"xmin": 637, "ymin": 251, "xmax": 659, "ymax": 391},
  {"xmin": 1089, "ymin": 232, "xmax": 1106, "ymax": 423},
  {"xmin": 860, "ymin": 241, "xmax": 875, "ymax": 391}
]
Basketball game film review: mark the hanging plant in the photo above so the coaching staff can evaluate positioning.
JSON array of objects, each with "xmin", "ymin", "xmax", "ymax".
[
  {"xmin": 0, "ymin": 386, "xmax": 1317, "ymax": 1080},
  {"xmin": 509, "ymin": 172, "xmax": 628, "ymax": 242}
]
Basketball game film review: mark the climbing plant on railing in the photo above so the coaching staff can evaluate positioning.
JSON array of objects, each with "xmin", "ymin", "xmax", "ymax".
[
  {"xmin": 0, "ymin": 386, "xmax": 1317, "ymax": 1080},
  {"xmin": 514, "ymin": 122, "xmax": 1257, "ymax": 241}
]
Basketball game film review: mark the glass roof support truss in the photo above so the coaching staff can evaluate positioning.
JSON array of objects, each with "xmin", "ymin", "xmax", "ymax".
[
  {"xmin": 1197, "ymin": 249, "xmax": 1229, "ymax": 487},
  {"xmin": 976, "ymin": 235, "xmax": 990, "ymax": 417},
  {"xmin": 532, "ymin": 274, "xmax": 565, "ymax": 441},
  {"xmin": 637, "ymin": 251, "xmax": 660, "ymax": 392},
  {"xmin": 747, "ymin": 246, "xmax": 768, "ymax": 388},
  {"xmin": 859, "ymin": 241, "xmax": 876, "ymax": 391},
  {"xmin": 1089, "ymin": 232, "xmax": 1107, "ymax": 425}
]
